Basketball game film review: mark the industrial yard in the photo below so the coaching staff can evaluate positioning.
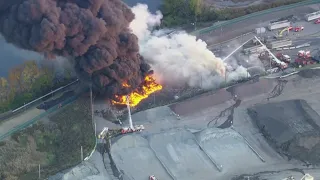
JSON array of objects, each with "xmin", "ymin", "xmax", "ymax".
[
  {"xmin": 48, "ymin": 68, "xmax": 320, "ymax": 180},
  {"xmin": 45, "ymin": 4, "xmax": 320, "ymax": 180},
  {"xmin": 1, "ymin": 1, "xmax": 319, "ymax": 180},
  {"xmin": 208, "ymin": 9, "xmax": 320, "ymax": 80}
]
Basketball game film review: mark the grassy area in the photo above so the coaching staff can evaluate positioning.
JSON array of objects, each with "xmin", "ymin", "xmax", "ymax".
[{"xmin": 0, "ymin": 97, "xmax": 95, "ymax": 180}]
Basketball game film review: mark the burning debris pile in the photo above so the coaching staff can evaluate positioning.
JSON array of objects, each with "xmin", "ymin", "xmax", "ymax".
[
  {"xmin": 0, "ymin": 0, "xmax": 246, "ymax": 107},
  {"xmin": 0, "ymin": 0, "xmax": 152, "ymax": 99},
  {"xmin": 112, "ymin": 74, "xmax": 162, "ymax": 107}
]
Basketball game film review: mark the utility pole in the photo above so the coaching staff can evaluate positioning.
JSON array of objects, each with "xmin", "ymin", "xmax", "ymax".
[
  {"xmin": 220, "ymin": 27, "xmax": 223, "ymax": 54},
  {"xmin": 225, "ymin": 71, "xmax": 227, "ymax": 85},
  {"xmin": 81, "ymin": 146, "xmax": 83, "ymax": 161},
  {"xmin": 38, "ymin": 164, "xmax": 41, "ymax": 179},
  {"xmin": 90, "ymin": 85, "xmax": 95, "ymax": 136}
]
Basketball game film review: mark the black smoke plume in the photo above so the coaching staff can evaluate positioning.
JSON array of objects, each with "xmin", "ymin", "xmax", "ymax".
[{"xmin": 0, "ymin": 0, "xmax": 151, "ymax": 97}]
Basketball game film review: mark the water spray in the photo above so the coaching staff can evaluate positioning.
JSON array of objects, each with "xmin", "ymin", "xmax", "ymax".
[{"xmin": 126, "ymin": 96, "xmax": 134, "ymax": 130}]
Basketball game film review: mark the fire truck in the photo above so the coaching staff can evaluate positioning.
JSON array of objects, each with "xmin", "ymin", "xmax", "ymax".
[
  {"xmin": 294, "ymin": 26, "xmax": 304, "ymax": 32},
  {"xmin": 294, "ymin": 50, "xmax": 316, "ymax": 67},
  {"xmin": 98, "ymin": 127, "xmax": 109, "ymax": 139},
  {"xmin": 149, "ymin": 175, "xmax": 158, "ymax": 180},
  {"xmin": 120, "ymin": 125, "xmax": 145, "ymax": 134},
  {"xmin": 259, "ymin": 51, "xmax": 288, "ymax": 70},
  {"xmin": 120, "ymin": 95, "xmax": 145, "ymax": 134},
  {"xmin": 276, "ymin": 53, "xmax": 291, "ymax": 63}
]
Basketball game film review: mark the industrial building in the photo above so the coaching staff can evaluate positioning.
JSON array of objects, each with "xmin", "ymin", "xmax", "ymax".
[
  {"xmin": 305, "ymin": 11, "xmax": 320, "ymax": 21},
  {"xmin": 267, "ymin": 39, "xmax": 292, "ymax": 49},
  {"xmin": 267, "ymin": 20, "xmax": 291, "ymax": 30}
]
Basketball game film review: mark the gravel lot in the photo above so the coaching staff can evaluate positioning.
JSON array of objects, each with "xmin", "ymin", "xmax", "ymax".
[{"xmin": 248, "ymin": 99, "xmax": 320, "ymax": 164}]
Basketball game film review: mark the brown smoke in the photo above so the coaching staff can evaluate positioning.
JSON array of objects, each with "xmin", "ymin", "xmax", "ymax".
[{"xmin": 0, "ymin": 0, "xmax": 151, "ymax": 97}]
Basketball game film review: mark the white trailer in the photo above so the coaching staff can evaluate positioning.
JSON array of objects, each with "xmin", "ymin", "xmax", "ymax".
[
  {"xmin": 305, "ymin": 11, "xmax": 320, "ymax": 21},
  {"xmin": 268, "ymin": 20, "xmax": 291, "ymax": 31},
  {"xmin": 268, "ymin": 39, "xmax": 292, "ymax": 49}
]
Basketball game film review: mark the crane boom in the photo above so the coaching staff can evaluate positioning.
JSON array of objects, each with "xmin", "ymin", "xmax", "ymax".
[
  {"xmin": 253, "ymin": 36, "xmax": 286, "ymax": 66},
  {"xmin": 222, "ymin": 37, "xmax": 254, "ymax": 61},
  {"xmin": 279, "ymin": 27, "xmax": 290, "ymax": 37},
  {"xmin": 126, "ymin": 95, "xmax": 134, "ymax": 130}
]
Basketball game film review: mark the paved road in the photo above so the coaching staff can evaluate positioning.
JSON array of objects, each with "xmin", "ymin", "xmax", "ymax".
[
  {"xmin": 0, "ymin": 108, "xmax": 44, "ymax": 137},
  {"xmin": 200, "ymin": 4, "xmax": 320, "ymax": 46}
]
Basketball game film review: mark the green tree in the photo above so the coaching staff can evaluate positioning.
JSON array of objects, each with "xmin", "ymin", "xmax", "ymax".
[
  {"xmin": 190, "ymin": 0, "xmax": 202, "ymax": 17},
  {"xmin": 0, "ymin": 77, "xmax": 9, "ymax": 103},
  {"xmin": 21, "ymin": 60, "xmax": 40, "ymax": 91},
  {"xmin": 8, "ymin": 66, "xmax": 23, "ymax": 92},
  {"xmin": 189, "ymin": 0, "xmax": 202, "ymax": 29},
  {"xmin": 161, "ymin": 0, "xmax": 193, "ymax": 27}
]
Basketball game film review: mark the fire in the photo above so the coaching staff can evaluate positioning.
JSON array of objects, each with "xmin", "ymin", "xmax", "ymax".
[
  {"xmin": 112, "ymin": 75, "xmax": 162, "ymax": 107},
  {"xmin": 122, "ymin": 82, "xmax": 131, "ymax": 88}
]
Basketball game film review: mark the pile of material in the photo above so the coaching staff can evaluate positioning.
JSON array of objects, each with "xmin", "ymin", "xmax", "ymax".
[{"xmin": 248, "ymin": 99, "xmax": 320, "ymax": 164}]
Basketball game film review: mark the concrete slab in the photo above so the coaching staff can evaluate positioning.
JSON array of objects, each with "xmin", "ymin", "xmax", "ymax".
[
  {"xmin": 149, "ymin": 129, "xmax": 218, "ymax": 180},
  {"xmin": 111, "ymin": 135, "xmax": 172, "ymax": 180},
  {"xmin": 195, "ymin": 128, "xmax": 265, "ymax": 173}
]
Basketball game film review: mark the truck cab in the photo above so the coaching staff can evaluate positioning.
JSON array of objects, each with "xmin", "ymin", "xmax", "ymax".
[
  {"xmin": 294, "ymin": 26, "xmax": 304, "ymax": 32},
  {"xmin": 149, "ymin": 175, "xmax": 158, "ymax": 180}
]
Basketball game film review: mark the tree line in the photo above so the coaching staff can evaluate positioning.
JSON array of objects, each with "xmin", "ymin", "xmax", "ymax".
[
  {"xmin": 0, "ymin": 60, "xmax": 76, "ymax": 113},
  {"xmin": 160, "ymin": 0, "xmax": 305, "ymax": 28}
]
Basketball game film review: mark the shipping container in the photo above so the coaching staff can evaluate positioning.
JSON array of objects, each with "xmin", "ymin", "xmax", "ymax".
[
  {"xmin": 268, "ymin": 20, "xmax": 291, "ymax": 31},
  {"xmin": 305, "ymin": 11, "xmax": 320, "ymax": 21},
  {"xmin": 255, "ymin": 27, "xmax": 266, "ymax": 34},
  {"xmin": 267, "ymin": 39, "xmax": 292, "ymax": 49}
]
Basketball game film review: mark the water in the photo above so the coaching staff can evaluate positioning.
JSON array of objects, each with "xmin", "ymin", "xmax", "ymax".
[
  {"xmin": 123, "ymin": 0, "xmax": 163, "ymax": 13},
  {"xmin": 0, "ymin": 36, "xmax": 43, "ymax": 77}
]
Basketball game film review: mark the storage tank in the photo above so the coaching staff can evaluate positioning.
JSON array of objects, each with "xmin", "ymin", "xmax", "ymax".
[
  {"xmin": 255, "ymin": 27, "xmax": 266, "ymax": 34},
  {"xmin": 305, "ymin": 11, "xmax": 320, "ymax": 21},
  {"xmin": 267, "ymin": 20, "xmax": 290, "ymax": 30}
]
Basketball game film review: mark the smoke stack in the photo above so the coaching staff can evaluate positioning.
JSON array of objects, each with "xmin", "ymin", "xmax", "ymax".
[{"xmin": 126, "ymin": 95, "xmax": 134, "ymax": 130}]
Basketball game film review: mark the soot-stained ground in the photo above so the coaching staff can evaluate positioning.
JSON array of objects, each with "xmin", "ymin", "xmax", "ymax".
[{"xmin": 248, "ymin": 99, "xmax": 320, "ymax": 165}]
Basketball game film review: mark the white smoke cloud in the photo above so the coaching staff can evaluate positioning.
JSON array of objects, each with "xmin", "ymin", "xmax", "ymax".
[{"xmin": 130, "ymin": 4, "xmax": 248, "ymax": 89}]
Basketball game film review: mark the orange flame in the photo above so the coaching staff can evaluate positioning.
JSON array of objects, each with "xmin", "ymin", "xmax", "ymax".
[
  {"xmin": 122, "ymin": 82, "xmax": 131, "ymax": 88},
  {"xmin": 112, "ymin": 75, "xmax": 162, "ymax": 107}
]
